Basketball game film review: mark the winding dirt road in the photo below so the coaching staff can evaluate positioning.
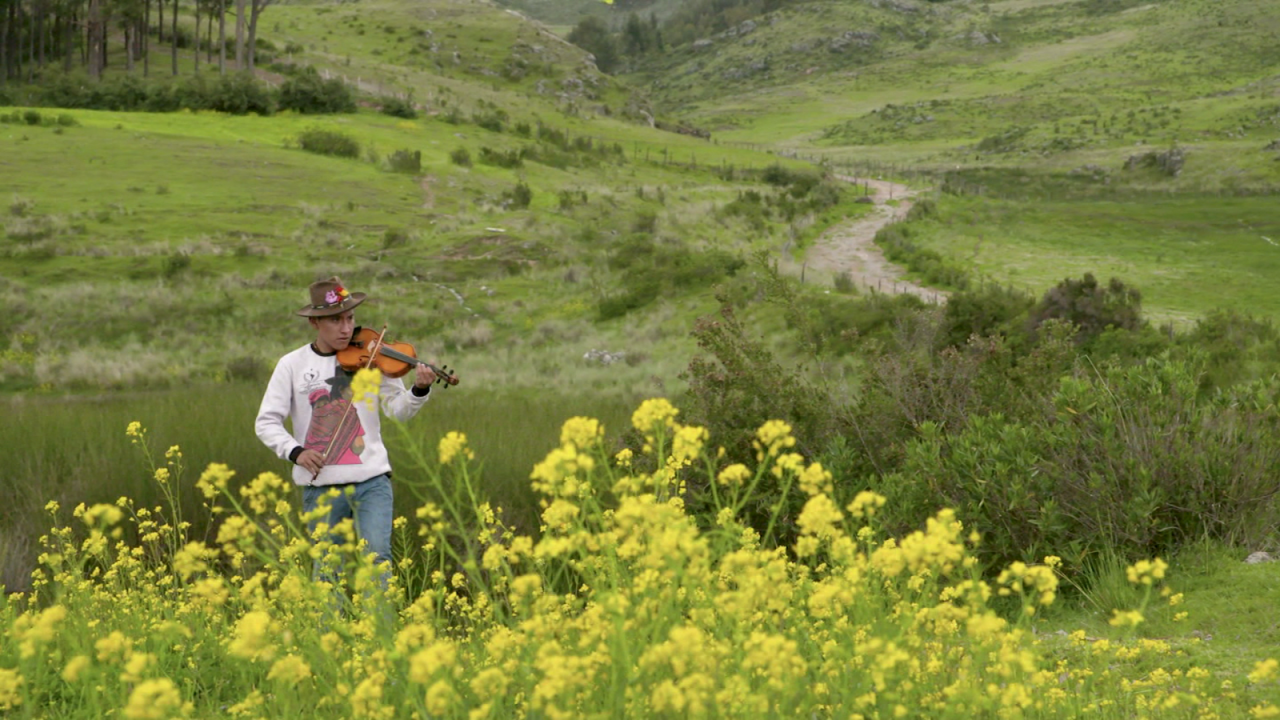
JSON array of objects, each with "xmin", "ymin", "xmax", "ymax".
[{"xmin": 794, "ymin": 175, "xmax": 947, "ymax": 304}]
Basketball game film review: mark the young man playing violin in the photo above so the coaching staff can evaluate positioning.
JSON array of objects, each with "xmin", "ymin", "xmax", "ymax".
[{"xmin": 255, "ymin": 276, "xmax": 438, "ymax": 594}]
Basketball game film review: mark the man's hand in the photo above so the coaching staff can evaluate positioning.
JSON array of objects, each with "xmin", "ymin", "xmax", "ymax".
[
  {"xmin": 296, "ymin": 449, "xmax": 325, "ymax": 476},
  {"xmin": 414, "ymin": 362, "xmax": 438, "ymax": 389}
]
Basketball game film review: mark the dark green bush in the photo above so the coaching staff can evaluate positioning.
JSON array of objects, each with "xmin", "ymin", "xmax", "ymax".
[
  {"xmin": 472, "ymin": 109, "xmax": 508, "ymax": 133},
  {"xmin": 22, "ymin": 110, "xmax": 42, "ymax": 126},
  {"xmin": 296, "ymin": 128, "xmax": 360, "ymax": 158},
  {"xmin": 277, "ymin": 67, "xmax": 356, "ymax": 114},
  {"xmin": 874, "ymin": 356, "xmax": 1280, "ymax": 569},
  {"xmin": 938, "ymin": 282, "xmax": 1035, "ymax": 349},
  {"xmin": 1029, "ymin": 273, "xmax": 1142, "ymax": 343},
  {"xmin": 478, "ymin": 146, "xmax": 524, "ymax": 169},
  {"xmin": 380, "ymin": 96, "xmax": 418, "ymax": 119},
  {"xmin": 874, "ymin": 223, "xmax": 971, "ymax": 291},
  {"xmin": 208, "ymin": 72, "xmax": 275, "ymax": 115},
  {"xmin": 386, "ymin": 149, "xmax": 422, "ymax": 174},
  {"xmin": 502, "ymin": 182, "xmax": 533, "ymax": 209},
  {"xmin": 449, "ymin": 147, "xmax": 472, "ymax": 167}
]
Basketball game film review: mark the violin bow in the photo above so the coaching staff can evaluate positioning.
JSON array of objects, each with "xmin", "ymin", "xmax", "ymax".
[{"xmin": 315, "ymin": 325, "xmax": 387, "ymax": 479}]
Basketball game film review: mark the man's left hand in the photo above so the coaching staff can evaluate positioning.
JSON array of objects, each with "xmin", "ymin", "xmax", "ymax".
[{"xmin": 413, "ymin": 362, "xmax": 438, "ymax": 389}]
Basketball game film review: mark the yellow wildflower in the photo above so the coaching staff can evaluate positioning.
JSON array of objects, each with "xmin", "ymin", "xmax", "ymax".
[
  {"xmin": 753, "ymin": 419, "xmax": 796, "ymax": 460},
  {"xmin": 0, "ymin": 669, "xmax": 22, "ymax": 711},
  {"xmin": 1126, "ymin": 558, "xmax": 1168, "ymax": 586},
  {"xmin": 426, "ymin": 680, "xmax": 458, "ymax": 716},
  {"xmin": 351, "ymin": 367, "xmax": 382, "ymax": 409},
  {"xmin": 95, "ymin": 630, "xmax": 133, "ymax": 663},
  {"xmin": 196, "ymin": 463, "xmax": 235, "ymax": 500},
  {"xmin": 62, "ymin": 655, "xmax": 91, "ymax": 683},
  {"xmin": 409, "ymin": 640, "xmax": 458, "ymax": 683},
  {"xmin": 717, "ymin": 463, "xmax": 751, "ymax": 487},
  {"xmin": 81, "ymin": 503, "xmax": 123, "ymax": 528},
  {"xmin": 671, "ymin": 424, "xmax": 709, "ymax": 464},
  {"xmin": 615, "ymin": 447, "xmax": 634, "ymax": 468},
  {"xmin": 227, "ymin": 610, "xmax": 277, "ymax": 662},
  {"xmin": 438, "ymin": 431, "xmax": 474, "ymax": 465},
  {"xmin": 560, "ymin": 416, "xmax": 604, "ymax": 450},
  {"xmin": 847, "ymin": 491, "xmax": 887, "ymax": 520},
  {"xmin": 267, "ymin": 655, "xmax": 312, "ymax": 686},
  {"xmin": 632, "ymin": 398, "xmax": 679, "ymax": 435},
  {"xmin": 797, "ymin": 494, "xmax": 844, "ymax": 541},
  {"xmin": 1109, "ymin": 609, "xmax": 1145, "ymax": 628},
  {"xmin": 124, "ymin": 678, "xmax": 187, "ymax": 719},
  {"xmin": 1249, "ymin": 659, "xmax": 1279, "ymax": 684}
]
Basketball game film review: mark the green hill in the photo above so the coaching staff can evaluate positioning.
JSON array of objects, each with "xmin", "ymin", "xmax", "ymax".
[{"xmin": 0, "ymin": 0, "xmax": 855, "ymax": 394}]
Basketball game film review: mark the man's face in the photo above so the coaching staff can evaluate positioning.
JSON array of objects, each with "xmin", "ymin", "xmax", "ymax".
[{"xmin": 311, "ymin": 311, "xmax": 355, "ymax": 353}]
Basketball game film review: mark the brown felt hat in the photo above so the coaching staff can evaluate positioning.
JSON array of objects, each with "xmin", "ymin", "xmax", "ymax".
[{"xmin": 295, "ymin": 276, "xmax": 367, "ymax": 317}]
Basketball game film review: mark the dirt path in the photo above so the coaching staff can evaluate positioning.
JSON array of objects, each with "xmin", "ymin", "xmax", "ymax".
[{"xmin": 795, "ymin": 175, "xmax": 947, "ymax": 304}]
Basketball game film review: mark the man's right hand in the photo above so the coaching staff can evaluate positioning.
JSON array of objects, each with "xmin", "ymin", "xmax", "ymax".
[{"xmin": 296, "ymin": 449, "xmax": 325, "ymax": 476}]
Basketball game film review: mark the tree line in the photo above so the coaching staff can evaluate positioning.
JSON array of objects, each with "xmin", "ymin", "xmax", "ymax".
[
  {"xmin": 567, "ymin": 0, "xmax": 802, "ymax": 73},
  {"xmin": 0, "ymin": 0, "xmax": 275, "ymax": 83}
]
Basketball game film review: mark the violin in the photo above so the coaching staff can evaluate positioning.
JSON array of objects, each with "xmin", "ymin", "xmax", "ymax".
[{"xmin": 337, "ymin": 326, "xmax": 459, "ymax": 387}]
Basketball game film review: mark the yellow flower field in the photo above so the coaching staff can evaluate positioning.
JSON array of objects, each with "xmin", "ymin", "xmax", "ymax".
[{"xmin": 2, "ymin": 397, "xmax": 1278, "ymax": 718}]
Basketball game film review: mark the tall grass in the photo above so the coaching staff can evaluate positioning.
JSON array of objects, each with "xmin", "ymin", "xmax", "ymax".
[{"xmin": 1, "ymin": 384, "xmax": 635, "ymax": 591}]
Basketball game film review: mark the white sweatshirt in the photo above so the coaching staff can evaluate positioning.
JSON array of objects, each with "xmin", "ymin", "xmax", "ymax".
[{"xmin": 255, "ymin": 343, "xmax": 431, "ymax": 487}]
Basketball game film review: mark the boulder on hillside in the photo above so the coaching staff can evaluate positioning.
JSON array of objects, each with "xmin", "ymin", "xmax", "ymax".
[
  {"xmin": 1265, "ymin": 139, "xmax": 1280, "ymax": 151},
  {"xmin": 830, "ymin": 30, "xmax": 879, "ymax": 53},
  {"xmin": 693, "ymin": 38, "xmax": 714, "ymax": 51},
  {"xmin": 1124, "ymin": 147, "xmax": 1185, "ymax": 176},
  {"xmin": 961, "ymin": 30, "xmax": 1001, "ymax": 45},
  {"xmin": 868, "ymin": 0, "xmax": 920, "ymax": 13},
  {"xmin": 1245, "ymin": 551, "xmax": 1275, "ymax": 564}
]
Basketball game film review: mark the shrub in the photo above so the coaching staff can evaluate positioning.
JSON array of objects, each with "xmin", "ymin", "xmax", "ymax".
[
  {"xmin": 874, "ymin": 356, "xmax": 1280, "ymax": 569},
  {"xmin": 1029, "ymin": 273, "xmax": 1142, "ymax": 343},
  {"xmin": 478, "ymin": 146, "xmax": 523, "ymax": 168},
  {"xmin": 56, "ymin": 113, "xmax": 77, "ymax": 127},
  {"xmin": 22, "ymin": 110, "xmax": 42, "ymax": 126},
  {"xmin": 386, "ymin": 149, "xmax": 422, "ymax": 174},
  {"xmin": 502, "ymin": 182, "xmax": 532, "ymax": 209},
  {"xmin": 449, "ymin": 147, "xmax": 472, "ymax": 167},
  {"xmin": 380, "ymin": 96, "xmax": 418, "ymax": 119},
  {"xmin": 296, "ymin": 128, "xmax": 360, "ymax": 158},
  {"xmin": 383, "ymin": 227, "xmax": 410, "ymax": 249},
  {"xmin": 472, "ymin": 109, "xmax": 507, "ymax": 133},
  {"xmin": 277, "ymin": 67, "xmax": 356, "ymax": 114},
  {"xmin": 208, "ymin": 72, "xmax": 275, "ymax": 115},
  {"xmin": 938, "ymin": 282, "xmax": 1035, "ymax": 349}
]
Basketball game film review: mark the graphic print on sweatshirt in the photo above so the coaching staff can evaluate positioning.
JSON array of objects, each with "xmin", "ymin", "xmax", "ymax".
[{"xmin": 302, "ymin": 367, "xmax": 366, "ymax": 465}]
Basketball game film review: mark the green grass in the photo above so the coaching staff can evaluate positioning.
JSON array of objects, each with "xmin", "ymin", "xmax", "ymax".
[
  {"xmin": 1038, "ymin": 539, "xmax": 1280, "ymax": 681},
  {"xmin": 0, "ymin": 384, "xmax": 638, "ymax": 593},
  {"xmin": 0, "ymin": 103, "xmax": 825, "ymax": 392},
  {"xmin": 900, "ymin": 189, "xmax": 1280, "ymax": 325}
]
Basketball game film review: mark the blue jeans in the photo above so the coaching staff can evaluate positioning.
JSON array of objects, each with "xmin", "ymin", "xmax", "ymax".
[{"xmin": 302, "ymin": 474, "xmax": 394, "ymax": 585}]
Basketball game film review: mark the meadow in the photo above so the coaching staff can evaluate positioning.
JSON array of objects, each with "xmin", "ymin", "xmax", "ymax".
[
  {"xmin": 1, "ymin": 399, "xmax": 1278, "ymax": 717},
  {"xmin": 0, "ymin": 385, "xmax": 636, "ymax": 593},
  {"xmin": 3, "ymin": 0, "xmax": 1280, "ymax": 714}
]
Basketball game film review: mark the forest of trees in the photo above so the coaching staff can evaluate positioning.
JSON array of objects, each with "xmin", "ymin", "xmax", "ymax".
[
  {"xmin": 567, "ymin": 0, "xmax": 802, "ymax": 74},
  {"xmin": 0, "ymin": 0, "xmax": 275, "ymax": 83}
]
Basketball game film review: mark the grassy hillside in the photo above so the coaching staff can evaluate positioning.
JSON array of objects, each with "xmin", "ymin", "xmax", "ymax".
[
  {"xmin": 0, "ymin": 0, "xmax": 856, "ymax": 396},
  {"xmin": 494, "ymin": 0, "xmax": 689, "ymax": 31},
  {"xmin": 606, "ymin": 0, "xmax": 1280, "ymax": 324}
]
